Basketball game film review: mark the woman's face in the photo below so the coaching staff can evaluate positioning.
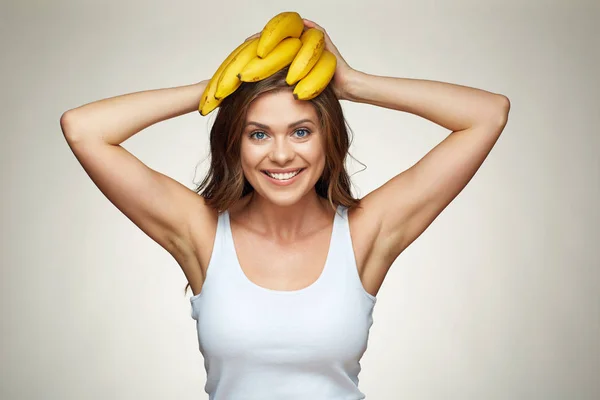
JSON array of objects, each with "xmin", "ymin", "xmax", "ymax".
[{"xmin": 240, "ymin": 90, "xmax": 326, "ymax": 207}]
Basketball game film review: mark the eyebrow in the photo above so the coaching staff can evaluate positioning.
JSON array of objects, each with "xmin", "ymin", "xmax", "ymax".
[{"xmin": 245, "ymin": 119, "xmax": 315, "ymax": 130}]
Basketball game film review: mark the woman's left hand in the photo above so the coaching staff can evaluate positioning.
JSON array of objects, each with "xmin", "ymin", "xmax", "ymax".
[{"xmin": 244, "ymin": 19, "xmax": 357, "ymax": 101}]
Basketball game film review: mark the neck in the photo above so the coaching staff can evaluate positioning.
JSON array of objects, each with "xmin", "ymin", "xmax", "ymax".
[{"xmin": 243, "ymin": 190, "xmax": 332, "ymax": 241}]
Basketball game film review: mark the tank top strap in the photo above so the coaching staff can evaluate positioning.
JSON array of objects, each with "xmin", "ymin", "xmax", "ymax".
[
  {"xmin": 332, "ymin": 205, "xmax": 378, "ymax": 303},
  {"xmin": 214, "ymin": 209, "xmax": 230, "ymax": 256},
  {"xmin": 189, "ymin": 210, "xmax": 230, "ymax": 310}
]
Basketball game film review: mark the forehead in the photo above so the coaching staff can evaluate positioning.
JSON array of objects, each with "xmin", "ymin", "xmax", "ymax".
[{"xmin": 245, "ymin": 90, "xmax": 318, "ymax": 127}]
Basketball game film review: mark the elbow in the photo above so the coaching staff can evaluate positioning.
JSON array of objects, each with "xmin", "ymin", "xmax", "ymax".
[
  {"xmin": 60, "ymin": 110, "xmax": 82, "ymax": 143},
  {"xmin": 497, "ymin": 94, "xmax": 511, "ymax": 125},
  {"xmin": 60, "ymin": 111, "xmax": 71, "ymax": 133},
  {"xmin": 487, "ymin": 94, "xmax": 511, "ymax": 128}
]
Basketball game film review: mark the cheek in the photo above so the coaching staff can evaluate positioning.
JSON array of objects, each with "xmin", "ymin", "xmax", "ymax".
[
  {"xmin": 240, "ymin": 143, "xmax": 269, "ymax": 185},
  {"xmin": 305, "ymin": 141, "xmax": 326, "ymax": 169},
  {"xmin": 240, "ymin": 142, "xmax": 262, "ymax": 168}
]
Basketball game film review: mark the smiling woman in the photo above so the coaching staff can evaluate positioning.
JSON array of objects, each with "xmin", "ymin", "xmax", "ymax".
[
  {"xmin": 194, "ymin": 65, "xmax": 359, "ymax": 212},
  {"xmin": 60, "ymin": 14, "xmax": 509, "ymax": 400}
]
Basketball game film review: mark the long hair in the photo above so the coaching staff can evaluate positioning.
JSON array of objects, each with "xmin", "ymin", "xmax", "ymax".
[{"xmin": 185, "ymin": 66, "xmax": 361, "ymax": 295}]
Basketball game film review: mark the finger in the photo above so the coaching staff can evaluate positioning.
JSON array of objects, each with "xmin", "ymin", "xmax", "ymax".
[
  {"xmin": 302, "ymin": 21, "xmax": 329, "ymax": 43},
  {"xmin": 304, "ymin": 19, "xmax": 322, "ymax": 30},
  {"xmin": 302, "ymin": 19, "xmax": 329, "ymax": 39},
  {"xmin": 302, "ymin": 18, "xmax": 319, "ymax": 28},
  {"xmin": 244, "ymin": 32, "xmax": 261, "ymax": 42}
]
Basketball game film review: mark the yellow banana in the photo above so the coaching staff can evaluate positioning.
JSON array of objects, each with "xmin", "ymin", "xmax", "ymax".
[
  {"xmin": 199, "ymin": 39, "xmax": 254, "ymax": 116},
  {"xmin": 293, "ymin": 50, "xmax": 337, "ymax": 101},
  {"xmin": 257, "ymin": 11, "xmax": 304, "ymax": 59},
  {"xmin": 286, "ymin": 28, "xmax": 325, "ymax": 85},
  {"xmin": 214, "ymin": 38, "xmax": 260, "ymax": 100},
  {"xmin": 238, "ymin": 38, "xmax": 302, "ymax": 82}
]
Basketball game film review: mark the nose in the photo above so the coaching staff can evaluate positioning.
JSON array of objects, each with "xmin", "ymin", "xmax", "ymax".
[{"xmin": 268, "ymin": 137, "xmax": 295, "ymax": 165}]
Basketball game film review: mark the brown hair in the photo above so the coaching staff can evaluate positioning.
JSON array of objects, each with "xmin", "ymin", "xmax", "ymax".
[{"xmin": 185, "ymin": 66, "xmax": 361, "ymax": 295}]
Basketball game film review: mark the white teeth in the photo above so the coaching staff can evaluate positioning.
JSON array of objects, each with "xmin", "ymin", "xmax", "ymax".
[{"xmin": 265, "ymin": 169, "xmax": 302, "ymax": 180}]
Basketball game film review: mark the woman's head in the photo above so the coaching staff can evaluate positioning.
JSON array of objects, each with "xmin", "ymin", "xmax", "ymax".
[{"xmin": 195, "ymin": 66, "xmax": 359, "ymax": 211}]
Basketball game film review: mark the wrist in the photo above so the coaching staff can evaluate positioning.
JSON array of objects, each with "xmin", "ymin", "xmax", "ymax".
[{"xmin": 341, "ymin": 69, "xmax": 368, "ymax": 102}]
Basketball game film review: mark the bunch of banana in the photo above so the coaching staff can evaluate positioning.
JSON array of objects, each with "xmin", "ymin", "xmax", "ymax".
[{"xmin": 199, "ymin": 11, "xmax": 337, "ymax": 116}]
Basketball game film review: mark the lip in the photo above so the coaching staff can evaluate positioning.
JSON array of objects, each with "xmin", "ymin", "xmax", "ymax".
[{"xmin": 261, "ymin": 168, "xmax": 305, "ymax": 186}]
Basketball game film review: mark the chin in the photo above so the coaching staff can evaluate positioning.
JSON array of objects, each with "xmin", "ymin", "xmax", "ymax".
[{"xmin": 262, "ymin": 191, "xmax": 311, "ymax": 207}]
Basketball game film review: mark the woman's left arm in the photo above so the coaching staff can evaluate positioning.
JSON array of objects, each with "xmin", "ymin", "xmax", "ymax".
[
  {"xmin": 344, "ymin": 70, "xmax": 510, "ymax": 261},
  {"xmin": 343, "ymin": 70, "xmax": 509, "ymax": 132}
]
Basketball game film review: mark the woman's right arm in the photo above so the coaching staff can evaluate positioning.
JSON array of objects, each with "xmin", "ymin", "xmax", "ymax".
[{"xmin": 60, "ymin": 80, "xmax": 216, "ymax": 293}]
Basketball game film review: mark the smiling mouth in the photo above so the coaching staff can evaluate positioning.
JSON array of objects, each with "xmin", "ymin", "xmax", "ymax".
[{"xmin": 261, "ymin": 168, "xmax": 305, "ymax": 181}]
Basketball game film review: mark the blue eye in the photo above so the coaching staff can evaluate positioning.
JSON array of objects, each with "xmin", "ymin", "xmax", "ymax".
[
  {"xmin": 250, "ymin": 131, "xmax": 267, "ymax": 140},
  {"xmin": 294, "ymin": 128, "xmax": 311, "ymax": 138}
]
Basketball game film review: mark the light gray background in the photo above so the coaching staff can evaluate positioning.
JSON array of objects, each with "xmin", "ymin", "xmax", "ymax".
[{"xmin": 1, "ymin": 0, "xmax": 599, "ymax": 399}]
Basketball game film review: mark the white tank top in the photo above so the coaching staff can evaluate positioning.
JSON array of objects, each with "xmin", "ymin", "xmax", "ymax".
[{"xmin": 189, "ymin": 205, "xmax": 377, "ymax": 399}]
